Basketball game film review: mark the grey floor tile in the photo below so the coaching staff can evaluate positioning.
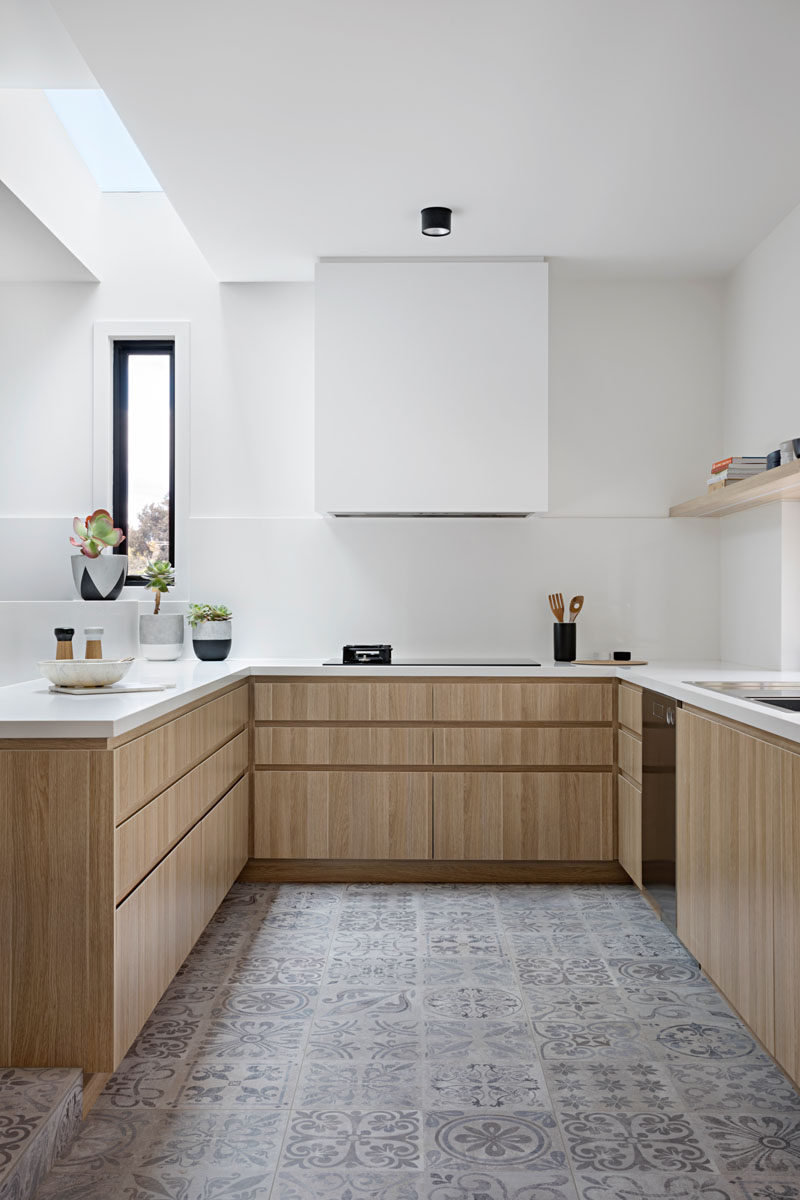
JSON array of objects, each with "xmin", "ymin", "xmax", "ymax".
[
  {"xmin": 421, "ymin": 985, "xmax": 524, "ymax": 1020},
  {"xmin": 425, "ymin": 1060, "xmax": 549, "ymax": 1109},
  {"xmin": 296, "ymin": 1061, "xmax": 424, "ymax": 1108},
  {"xmin": 281, "ymin": 1109, "xmax": 423, "ymax": 1170},
  {"xmin": 545, "ymin": 1061, "xmax": 684, "ymax": 1113},
  {"xmin": 574, "ymin": 1170, "xmax": 748, "ymax": 1199},
  {"xmin": 561, "ymin": 1109, "xmax": 716, "ymax": 1173},
  {"xmin": 423, "ymin": 1108, "xmax": 566, "ymax": 1171},
  {"xmin": 30, "ymin": 881, "xmax": 800, "ymax": 1200}
]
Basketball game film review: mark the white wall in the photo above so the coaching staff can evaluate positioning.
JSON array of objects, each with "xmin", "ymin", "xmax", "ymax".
[
  {"xmin": 0, "ymin": 192, "xmax": 725, "ymax": 680},
  {"xmin": 720, "ymin": 200, "xmax": 800, "ymax": 668}
]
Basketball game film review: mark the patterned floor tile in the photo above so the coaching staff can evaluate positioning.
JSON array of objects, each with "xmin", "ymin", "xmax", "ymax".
[
  {"xmin": 424, "ymin": 1108, "xmax": 566, "ymax": 1171},
  {"xmin": 28, "ymin": 881, "xmax": 800, "ymax": 1200},
  {"xmin": 669, "ymin": 1063, "xmax": 800, "ymax": 1114},
  {"xmin": 281, "ymin": 1109, "xmax": 423, "ymax": 1170},
  {"xmin": 697, "ymin": 1112, "xmax": 800, "ymax": 1177},
  {"xmin": 296, "ymin": 1061, "xmax": 423, "ymax": 1108},
  {"xmin": 424, "ymin": 1018, "xmax": 539, "ymax": 1061},
  {"xmin": 173, "ymin": 1060, "xmax": 299, "ymax": 1107},
  {"xmin": 562, "ymin": 1110, "xmax": 715, "ymax": 1173},
  {"xmin": 575, "ymin": 1170, "xmax": 748, "ymax": 1199},
  {"xmin": 425, "ymin": 1061, "xmax": 548, "ymax": 1109},
  {"xmin": 545, "ymin": 1061, "xmax": 684, "ymax": 1113}
]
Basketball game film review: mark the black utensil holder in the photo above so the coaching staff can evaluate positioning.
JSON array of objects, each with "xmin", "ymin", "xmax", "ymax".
[{"xmin": 553, "ymin": 622, "xmax": 576, "ymax": 663}]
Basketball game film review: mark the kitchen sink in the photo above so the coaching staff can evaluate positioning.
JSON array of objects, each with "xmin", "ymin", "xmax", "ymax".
[{"xmin": 685, "ymin": 681, "xmax": 800, "ymax": 713}]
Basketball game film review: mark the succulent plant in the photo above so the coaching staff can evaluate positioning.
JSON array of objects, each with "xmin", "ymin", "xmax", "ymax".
[
  {"xmin": 144, "ymin": 560, "xmax": 174, "ymax": 615},
  {"xmin": 187, "ymin": 603, "xmax": 233, "ymax": 629},
  {"xmin": 70, "ymin": 509, "xmax": 125, "ymax": 559}
]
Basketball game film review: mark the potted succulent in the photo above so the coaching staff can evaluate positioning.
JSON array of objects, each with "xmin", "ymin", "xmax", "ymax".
[
  {"xmin": 188, "ymin": 603, "xmax": 233, "ymax": 661},
  {"xmin": 70, "ymin": 509, "xmax": 128, "ymax": 600},
  {"xmin": 139, "ymin": 561, "xmax": 184, "ymax": 661}
]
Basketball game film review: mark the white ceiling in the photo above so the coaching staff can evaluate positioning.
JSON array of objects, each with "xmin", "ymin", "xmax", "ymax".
[{"xmin": 48, "ymin": 0, "xmax": 800, "ymax": 280}]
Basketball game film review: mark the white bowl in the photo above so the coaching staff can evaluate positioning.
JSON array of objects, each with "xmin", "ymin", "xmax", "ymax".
[{"xmin": 37, "ymin": 658, "xmax": 134, "ymax": 688}]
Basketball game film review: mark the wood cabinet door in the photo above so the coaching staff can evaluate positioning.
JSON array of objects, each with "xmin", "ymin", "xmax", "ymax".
[
  {"xmin": 676, "ymin": 709, "xmax": 776, "ymax": 1053},
  {"xmin": 432, "ymin": 681, "xmax": 613, "ymax": 723},
  {"xmin": 254, "ymin": 771, "xmax": 432, "ymax": 860},
  {"xmin": 618, "ymin": 684, "xmax": 642, "ymax": 736},
  {"xmin": 433, "ymin": 772, "xmax": 613, "ymax": 861},
  {"xmin": 775, "ymin": 749, "xmax": 800, "ymax": 1086},
  {"xmin": 617, "ymin": 774, "xmax": 642, "ymax": 887}
]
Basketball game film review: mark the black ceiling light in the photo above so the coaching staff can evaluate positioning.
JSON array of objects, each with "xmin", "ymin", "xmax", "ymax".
[{"xmin": 421, "ymin": 206, "xmax": 452, "ymax": 237}]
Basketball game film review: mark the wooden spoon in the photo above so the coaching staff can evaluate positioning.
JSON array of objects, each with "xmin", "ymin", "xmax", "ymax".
[{"xmin": 569, "ymin": 595, "xmax": 584, "ymax": 622}]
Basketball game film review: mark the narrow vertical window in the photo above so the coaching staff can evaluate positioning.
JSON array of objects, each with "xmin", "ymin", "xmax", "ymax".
[{"xmin": 112, "ymin": 340, "xmax": 175, "ymax": 582}]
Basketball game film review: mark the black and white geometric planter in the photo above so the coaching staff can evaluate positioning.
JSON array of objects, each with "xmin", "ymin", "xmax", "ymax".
[
  {"xmin": 191, "ymin": 618, "xmax": 232, "ymax": 661},
  {"xmin": 70, "ymin": 554, "xmax": 128, "ymax": 600}
]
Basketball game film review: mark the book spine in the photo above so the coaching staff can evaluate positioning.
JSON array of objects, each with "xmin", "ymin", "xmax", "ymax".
[{"xmin": 711, "ymin": 457, "xmax": 733, "ymax": 473}]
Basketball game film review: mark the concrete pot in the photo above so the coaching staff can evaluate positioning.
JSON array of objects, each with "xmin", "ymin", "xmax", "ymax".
[
  {"xmin": 139, "ymin": 613, "xmax": 184, "ymax": 661},
  {"xmin": 191, "ymin": 618, "xmax": 232, "ymax": 661},
  {"xmin": 71, "ymin": 554, "xmax": 128, "ymax": 600}
]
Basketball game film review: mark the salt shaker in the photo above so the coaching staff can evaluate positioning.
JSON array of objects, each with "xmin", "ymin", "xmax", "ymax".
[{"xmin": 84, "ymin": 627, "xmax": 104, "ymax": 659}]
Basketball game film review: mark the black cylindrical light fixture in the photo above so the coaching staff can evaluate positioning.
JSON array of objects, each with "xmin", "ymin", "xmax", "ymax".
[{"xmin": 421, "ymin": 206, "xmax": 452, "ymax": 237}]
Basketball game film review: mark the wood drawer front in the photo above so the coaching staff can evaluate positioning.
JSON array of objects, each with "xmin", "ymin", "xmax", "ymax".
[
  {"xmin": 618, "ymin": 728, "xmax": 642, "ymax": 784},
  {"xmin": 115, "ymin": 731, "xmax": 248, "ymax": 903},
  {"xmin": 115, "ymin": 686, "xmax": 249, "ymax": 823},
  {"xmin": 617, "ymin": 774, "xmax": 643, "ymax": 888},
  {"xmin": 254, "ymin": 680, "xmax": 432, "ymax": 722},
  {"xmin": 618, "ymin": 683, "xmax": 642, "ymax": 736},
  {"xmin": 253, "ymin": 771, "xmax": 432, "ymax": 860},
  {"xmin": 255, "ymin": 725, "xmax": 432, "ymax": 766},
  {"xmin": 433, "ymin": 772, "xmax": 613, "ymax": 861},
  {"xmin": 432, "ymin": 681, "xmax": 613, "ymax": 723},
  {"xmin": 114, "ymin": 776, "xmax": 248, "ymax": 1066},
  {"xmin": 433, "ymin": 726, "xmax": 613, "ymax": 768}
]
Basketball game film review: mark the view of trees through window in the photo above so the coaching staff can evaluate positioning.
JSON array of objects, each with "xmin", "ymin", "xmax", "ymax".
[{"xmin": 113, "ymin": 343, "xmax": 174, "ymax": 579}]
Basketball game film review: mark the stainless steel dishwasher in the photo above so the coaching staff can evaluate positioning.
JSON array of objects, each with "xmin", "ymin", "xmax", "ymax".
[{"xmin": 641, "ymin": 689, "xmax": 679, "ymax": 932}]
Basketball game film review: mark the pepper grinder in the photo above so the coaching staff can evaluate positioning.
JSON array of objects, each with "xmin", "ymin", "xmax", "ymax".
[
  {"xmin": 54, "ymin": 628, "xmax": 75, "ymax": 660},
  {"xmin": 84, "ymin": 627, "xmax": 104, "ymax": 659}
]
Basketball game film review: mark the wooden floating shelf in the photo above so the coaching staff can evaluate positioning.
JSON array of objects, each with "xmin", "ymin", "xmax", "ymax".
[{"xmin": 669, "ymin": 459, "xmax": 800, "ymax": 518}]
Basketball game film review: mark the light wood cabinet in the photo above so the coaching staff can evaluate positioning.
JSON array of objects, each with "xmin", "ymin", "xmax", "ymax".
[
  {"xmin": 617, "ymin": 728, "xmax": 642, "ymax": 784},
  {"xmin": 254, "ymin": 680, "xmax": 432, "ymax": 721},
  {"xmin": 115, "ymin": 685, "xmax": 248, "ymax": 822},
  {"xmin": 433, "ymin": 726, "xmax": 613, "ymax": 767},
  {"xmin": 254, "ymin": 725, "xmax": 432, "ymax": 766},
  {"xmin": 432, "ymin": 681, "xmax": 613, "ymax": 723},
  {"xmin": 115, "ymin": 777, "xmax": 248, "ymax": 1062},
  {"xmin": 433, "ymin": 772, "xmax": 613, "ymax": 860},
  {"xmin": 618, "ymin": 683, "xmax": 643, "ymax": 735},
  {"xmin": 617, "ymin": 774, "xmax": 642, "ymax": 888},
  {"xmin": 0, "ymin": 682, "xmax": 250, "ymax": 1073},
  {"xmin": 774, "ymin": 749, "xmax": 800, "ymax": 1084},
  {"xmin": 677, "ymin": 708, "xmax": 777, "ymax": 1056},
  {"xmin": 254, "ymin": 770, "xmax": 432, "ymax": 859},
  {"xmin": 115, "ymin": 730, "xmax": 248, "ymax": 902}
]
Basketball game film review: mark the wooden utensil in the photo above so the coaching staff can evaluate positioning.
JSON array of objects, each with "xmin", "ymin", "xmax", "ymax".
[
  {"xmin": 548, "ymin": 592, "xmax": 565, "ymax": 622},
  {"xmin": 568, "ymin": 595, "xmax": 584, "ymax": 622}
]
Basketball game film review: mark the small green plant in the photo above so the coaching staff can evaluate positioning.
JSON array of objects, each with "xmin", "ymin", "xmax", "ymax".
[
  {"xmin": 144, "ymin": 560, "xmax": 174, "ymax": 615},
  {"xmin": 70, "ymin": 509, "xmax": 125, "ymax": 558},
  {"xmin": 187, "ymin": 603, "xmax": 232, "ymax": 629}
]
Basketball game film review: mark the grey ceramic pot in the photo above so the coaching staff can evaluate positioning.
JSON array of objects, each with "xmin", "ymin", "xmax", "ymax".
[
  {"xmin": 71, "ymin": 554, "xmax": 128, "ymax": 600},
  {"xmin": 139, "ymin": 613, "xmax": 184, "ymax": 661},
  {"xmin": 191, "ymin": 618, "xmax": 232, "ymax": 661}
]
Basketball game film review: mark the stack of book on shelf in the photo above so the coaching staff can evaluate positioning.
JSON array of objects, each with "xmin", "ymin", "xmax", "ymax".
[{"xmin": 707, "ymin": 457, "xmax": 767, "ymax": 491}]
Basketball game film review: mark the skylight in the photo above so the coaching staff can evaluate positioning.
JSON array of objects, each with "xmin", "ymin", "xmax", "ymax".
[{"xmin": 44, "ymin": 89, "xmax": 161, "ymax": 193}]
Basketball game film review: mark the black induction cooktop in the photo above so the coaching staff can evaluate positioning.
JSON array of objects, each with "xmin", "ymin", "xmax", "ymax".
[{"xmin": 323, "ymin": 657, "xmax": 540, "ymax": 666}]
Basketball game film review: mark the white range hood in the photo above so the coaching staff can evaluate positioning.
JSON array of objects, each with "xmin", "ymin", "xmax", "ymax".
[{"xmin": 314, "ymin": 259, "xmax": 549, "ymax": 516}]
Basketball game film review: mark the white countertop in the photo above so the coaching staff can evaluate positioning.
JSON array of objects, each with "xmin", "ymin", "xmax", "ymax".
[{"xmin": 2, "ymin": 657, "xmax": 800, "ymax": 743}]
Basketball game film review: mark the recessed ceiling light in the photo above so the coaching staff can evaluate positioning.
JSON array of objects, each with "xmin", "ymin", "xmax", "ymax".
[{"xmin": 421, "ymin": 206, "xmax": 452, "ymax": 237}]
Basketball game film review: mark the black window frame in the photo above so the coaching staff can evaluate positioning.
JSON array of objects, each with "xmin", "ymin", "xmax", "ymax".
[{"xmin": 112, "ymin": 339, "xmax": 176, "ymax": 585}]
